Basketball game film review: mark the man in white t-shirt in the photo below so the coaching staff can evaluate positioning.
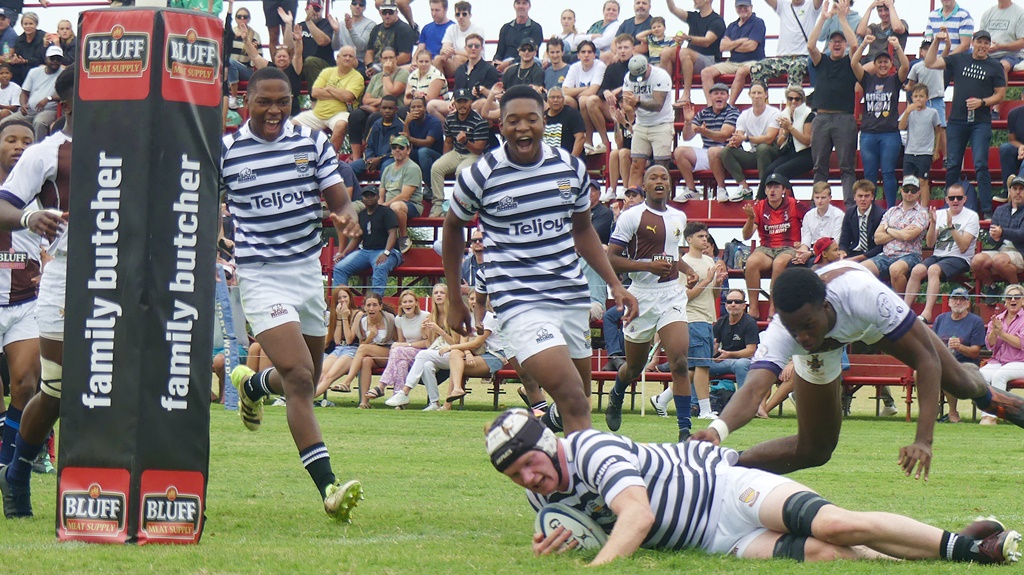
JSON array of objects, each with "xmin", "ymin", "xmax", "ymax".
[
  {"xmin": 621, "ymin": 55, "xmax": 673, "ymax": 193},
  {"xmin": 716, "ymin": 80, "xmax": 780, "ymax": 201},
  {"xmin": 434, "ymin": 1, "xmax": 486, "ymax": 76},
  {"xmin": 691, "ymin": 262, "xmax": 1024, "ymax": 481},
  {"xmin": 905, "ymin": 183, "xmax": 979, "ymax": 323},
  {"xmin": 0, "ymin": 64, "xmax": 19, "ymax": 120}
]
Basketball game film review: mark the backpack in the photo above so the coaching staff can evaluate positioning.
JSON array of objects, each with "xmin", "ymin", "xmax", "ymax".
[{"xmin": 724, "ymin": 239, "xmax": 751, "ymax": 270}]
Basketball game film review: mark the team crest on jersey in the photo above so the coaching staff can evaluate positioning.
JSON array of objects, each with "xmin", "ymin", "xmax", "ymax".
[
  {"xmin": 294, "ymin": 153, "xmax": 310, "ymax": 174},
  {"xmin": 807, "ymin": 355, "xmax": 824, "ymax": 374},
  {"xmin": 536, "ymin": 328, "xmax": 554, "ymax": 344},
  {"xmin": 496, "ymin": 196, "xmax": 518, "ymax": 212},
  {"xmin": 237, "ymin": 168, "xmax": 257, "ymax": 183},
  {"xmin": 738, "ymin": 487, "xmax": 759, "ymax": 507},
  {"xmin": 557, "ymin": 178, "xmax": 573, "ymax": 200},
  {"xmin": 270, "ymin": 304, "xmax": 288, "ymax": 318}
]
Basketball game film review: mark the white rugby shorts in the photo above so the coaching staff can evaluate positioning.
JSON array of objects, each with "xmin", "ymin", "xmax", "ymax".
[
  {"xmin": 37, "ymin": 254, "xmax": 66, "ymax": 340},
  {"xmin": 623, "ymin": 282, "xmax": 688, "ymax": 344},
  {"xmin": 236, "ymin": 258, "xmax": 329, "ymax": 338},
  {"xmin": 707, "ymin": 466, "xmax": 795, "ymax": 556},
  {"xmin": 499, "ymin": 305, "xmax": 591, "ymax": 363}
]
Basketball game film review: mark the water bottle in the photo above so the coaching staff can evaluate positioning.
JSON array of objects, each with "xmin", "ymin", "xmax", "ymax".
[
  {"xmin": 2, "ymin": 44, "xmax": 9, "ymax": 58},
  {"xmin": 967, "ymin": 108, "xmax": 975, "ymax": 123}
]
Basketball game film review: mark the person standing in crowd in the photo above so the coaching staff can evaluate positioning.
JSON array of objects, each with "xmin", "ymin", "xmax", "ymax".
[
  {"xmin": 492, "ymin": 0, "xmax": 543, "ymax": 73},
  {"xmin": 854, "ymin": 0, "xmax": 908, "ymax": 74},
  {"xmin": 747, "ymin": 0, "xmax": 823, "ymax": 90},
  {"xmin": 298, "ymin": 0, "xmax": 336, "ymax": 88},
  {"xmin": 906, "ymin": 40, "xmax": 948, "ymax": 163},
  {"xmin": 926, "ymin": 29, "xmax": 1005, "ymax": 219},
  {"xmin": 621, "ymin": 54, "xmax": 674, "ymax": 190},
  {"xmin": 899, "ymin": 84, "xmax": 942, "ymax": 199},
  {"xmin": 663, "ymin": 0, "xmax": 726, "ymax": 105},
  {"xmin": 980, "ymin": 0, "xmax": 1024, "ymax": 78},
  {"xmin": 434, "ymin": 1, "xmax": 485, "ymax": 76},
  {"xmin": 364, "ymin": 0, "xmax": 418, "ymax": 73},
  {"xmin": 704, "ymin": 0, "xmax": 765, "ymax": 106},
  {"xmin": 330, "ymin": 0, "xmax": 377, "ymax": 67}
]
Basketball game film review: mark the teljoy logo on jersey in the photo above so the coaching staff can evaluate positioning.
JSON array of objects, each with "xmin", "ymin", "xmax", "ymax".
[
  {"xmin": 510, "ymin": 216, "xmax": 569, "ymax": 237},
  {"xmin": 250, "ymin": 190, "xmax": 305, "ymax": 210},
  {"xmin": 83, "ymin": 25, "xmax": 150, "ymax": 79},
  {"xmin": 165, "ymin": 29, "xmax": 220, "ymax": 84}
]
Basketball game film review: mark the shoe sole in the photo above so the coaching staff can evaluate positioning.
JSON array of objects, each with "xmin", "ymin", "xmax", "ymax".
[
  {"xmin": 325, "ymin": 480, "xmax": 364, "ymax": 523},
  {"xmin": 230, "ymin": 366, "xmax": 262, "ymax": 431},
  {"xmin": 1001, "ymin": 531, "xmax": 1022, "ymax": 563}
]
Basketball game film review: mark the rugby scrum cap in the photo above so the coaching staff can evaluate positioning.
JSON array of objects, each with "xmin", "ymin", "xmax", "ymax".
[
  {"xmin": 627, "ymin": 54, "xmax": 649, "ymax": 82},
  {"xmin": 902, "ymin": 175, "xmax": 921, "ymax": 189},
  {"xmin": 486, "ymin": 408, "xmax": 558, "ymax": 473},
  {"xmin": 1012, "ymin": 176, "xmax": 1024, "ymax": 188},
  {"xmin": 949, "ymin": 287, "xmax": 970, "ymax": 299},
  {"xmin": 813, "ymin": 237, "xmax": 835, "ymax": 264},
  {"xmin": 45, "ymin": 45, "xmax": 63, "ymax": 59}
]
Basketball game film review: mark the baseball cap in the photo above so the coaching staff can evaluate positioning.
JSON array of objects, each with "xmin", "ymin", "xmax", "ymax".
[
  {"xmin": 829, "ymin": 30, "xmax": 846, "ymax": 41},
  {"xmin": 735, "ymin": 0, "xmax": 752, "ymax": 5},
  {"xmin": 453, "ymin": 88, "xmax": 473, "ymax": 101},
  {"xmin": 379, "ymin": 0, "xmax": 398, "ymax": 8},
  {"xmin": 45, "ymin": 45, "xmax": 63, "ymax": 59},
  {"xmin": 627, "ymin": 54, "xmax": 649, "ymax": 82},
  {"xmin": 624, "ymin": 186, "xmax": 645, "ymax": 198},
  {"xmin": 361, "ymin": 188, "xmax": 378, "ymax": 198},
  {"xmin": 902, "ymin": 175, "xmax": 921, "ymax": 190},
  {"xmin": 1011, "ymin": 176, "xmax": 1024, "ymax": 188},
  {"xmin": 485, "ymin": 408, "xmax": 558, "ymax": 473},
  {"xmin": 949, "ymin": 287, "xmax": 970, "ymax": 299},
  {"xmin": 765, "ymin": 173, "xmax": 791, "ymax": 188},
  {"xmin": 519, "ymin": 38, "xmax": 537, "ymax": 50},
  {"xmin": 307, "ymin": 0, "xmax": 323, "ymax": 7},
  {"xmin": 0, "ymin": 9, "xmax": 13, "ymax": 20},
  {"xmin": 813, "ymin": 237, "xmax": 835, "ymax": 264},
  {"xmin": 709, "ymin": 82, "xmax": 730, "ymax": 94},
  {"xmin": 873, "ymin": 50, "xmax": 892, "ymax": 61},
  {"xmin": 390, "ymin": 134, "xmax": 410, "ymax": 148},
  {"xmin": 973, "ymin": 30, "xmax": 992, "ymax": 41}
]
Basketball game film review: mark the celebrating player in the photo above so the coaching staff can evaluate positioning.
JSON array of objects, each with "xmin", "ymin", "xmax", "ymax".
[
  {"xmin": 691, "ymin": 263, "xmax": 1024, "ymax": 480},
  {"xmin": 487, "ymin": 408, "xmax": 1021, "ymax": 567},
  {"xmin": 220, "ymin": 66, "xmax": 363, "ymax": 522},
  {"xmin": 604, "ymin": 165, "xmax": 698, "ymax": 440},
  {"xmin": 442, "ymin": 84, "xmax": 637, "ymax": 435}
]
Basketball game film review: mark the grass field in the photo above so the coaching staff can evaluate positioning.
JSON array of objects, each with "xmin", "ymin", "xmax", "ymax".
[{"xmin": 0, "ymin": 390, "xmax": 1022, "ymax": 574}]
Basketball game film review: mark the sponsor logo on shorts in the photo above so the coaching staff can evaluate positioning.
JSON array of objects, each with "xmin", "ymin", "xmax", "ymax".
[
  {"xmin": 237, "ymin": 167, "xmax": 257, "ymax": 183},
  {"xmin": 738, "ymin": 487, "xmax": 759, "ymax": 507},
  {"xmin": 294, "ymin": 153, "xmax": 310, "ymax": 175},
  {"xmin": 536, "ymin": 327, "xmax": 554, "ymax": 344},
  {"xmin": 270, "ymin": 304, "xmax": 288, "ymax": 318},
  {"xmin": 584, "ymin": 329, "xmax": 592, "ymax": 347},
  {"xmin": 495, "ymin": 196, "xmax": 518, "ymax": 212}
]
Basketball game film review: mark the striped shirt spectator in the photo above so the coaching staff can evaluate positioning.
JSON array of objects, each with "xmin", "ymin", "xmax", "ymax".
[
  {"xmin": 445, "ymin": 108, "xmax": 489, "ymax": 155},
  {"xmin": 925, "ymin": 2, "xmax": 974, "ymax": 53},
  {"xmin": 692, "ymin": 104, "xmax": 740, "ymax": 149},
  {"xmin": 449, "ymin": 144, "xmax": 591, "ymax": 319},
  {"xmin": 221, "ymin": 123, "xmax": 342, "ymax": 265}
]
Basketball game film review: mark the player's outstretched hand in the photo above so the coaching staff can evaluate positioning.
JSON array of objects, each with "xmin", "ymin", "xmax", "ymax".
[
  {"xmin": 532, "ymin": 527, "xmax": 579, "ymax": 556},
  {"xmin": 330, "ymin": 212, "xmax": 362, "ymax": 238},
  {"xmin": 688, "ymin": 428, "xmax": 721, "ymax": 445},
  {"xmin": 27, "ymin": 209, "xmax": 65, "ymax": 242},
  {"xmin": 611, "ymin": 284, "xmax": 639, "ymax": 326},
  {"xmin": 447, "ymin": 297, "xmax": 474, "ymax": 336},
  {"xmin": 898, "ymin": 441, "xmax": 931, "ymax": 481}
]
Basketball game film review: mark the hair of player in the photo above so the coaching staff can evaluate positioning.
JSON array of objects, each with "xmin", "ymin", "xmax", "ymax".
[
  {"xmin": 247, "ymin": 66, "xmax": 289, "ymax": 95},
  {"xmin": 773, "ymin": 267, "xmax": 826, "ymax": 313},
  {"xmin": 499, "ymin": 84, "xmax": 544, "ymax": 116}
]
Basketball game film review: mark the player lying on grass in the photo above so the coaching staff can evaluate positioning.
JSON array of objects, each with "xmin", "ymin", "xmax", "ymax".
[{"xmin": 486, "ymin": 408, "xmax": 1021, "ymax": 567}]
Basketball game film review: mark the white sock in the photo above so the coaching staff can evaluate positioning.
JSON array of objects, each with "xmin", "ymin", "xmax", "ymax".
[
  {"xmin": 657, "ymin": 388, "xmax": 673, "ymax": 407},
  {"xmin": 698, "ymin": 398, "xmax": 712, "ymax": 414}
]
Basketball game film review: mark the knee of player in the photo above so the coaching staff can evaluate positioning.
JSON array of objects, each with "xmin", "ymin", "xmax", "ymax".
[
  {"xmin": 278, "ymin": 363, "xmax": 316, "ymax": 388},
  {"xmin": 808, "ymin": 507, "xmax": 870, "ymax": 545},
  {"xmin": 666, "ymin": 355, "xmax": 689, "ymax": 375}
]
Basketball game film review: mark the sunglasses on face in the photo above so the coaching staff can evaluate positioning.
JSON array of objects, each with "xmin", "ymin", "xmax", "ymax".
[
  {"xmin": 519, "ymin": 46, "xmax": 536, "ymax": 52},
  {"xmin": 456, "ymin": 11, "xmax": 469, "ymax": 16},
  {"xmin": 352, "ymin": 1, "xmax": 366, "ymax": 5},
  {"xmin": 947, "ymin": 195, "xmax": 964, "ymax": 201},
  {"xmin": 466, "ymin": 43, "xmax": 481, "ymax": 49},
  {"xmin": 787, "ymin": 96, "xmax": 802, "ymax": 102},
  {"xmin": 471, "ymin": 238, "xmax": 484, "ymax": 243},
  {"xmin": 726, "ymin": 299, "xmax": 745, "ymax": 305},
  {"xmin": 390, "ymin": 144, "xmax": 406, "ymax": 150},
  {"xmin": 903, "ymin": 188, "xmax": 920, "ymax": 193},
  {"xmin": 381, "ymin": 8, "xmax": 396, "ymax": 14},
  {"xmin": 236, "ymin": 14, "xmax": 250, "ymax": 19},
  {"xmin": 1008, "ymin": 295, "xmax": 1023, "ymax": 301},
  {"xmin": 310, "ymin": 5, "xmax": 321, "ymax": 11}
]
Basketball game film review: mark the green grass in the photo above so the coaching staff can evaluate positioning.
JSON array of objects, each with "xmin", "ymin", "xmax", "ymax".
[{"xmin": 1, "ymin": 390, "xmax": 1022, "ymax": 574}]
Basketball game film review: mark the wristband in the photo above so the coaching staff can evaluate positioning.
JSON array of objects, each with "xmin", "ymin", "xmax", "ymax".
[
  {"xmin": 19, "ymin": 209, "xmax": 36, "ymax": 229},
  {"xmin": 708, "ymin": 419, "xmax": 730, "ymax": 442}
]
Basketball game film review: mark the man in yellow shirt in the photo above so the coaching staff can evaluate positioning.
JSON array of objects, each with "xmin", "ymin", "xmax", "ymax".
[{"xmin": 292, "ymin": 45, "xmax": 365, "ymax": 151}]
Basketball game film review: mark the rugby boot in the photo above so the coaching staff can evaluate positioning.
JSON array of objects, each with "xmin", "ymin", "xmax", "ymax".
[
  {"xmin": 980, "ymin": 388, "xmax": 1024, "ymax": 428},
  {"xmin": 0, "ymin": 465, "xmax": 31, "ymax": 518},
  {"xmin": 324, "ymin": 479, "xmax": 364, "ymax": 523},
  {"xmin": 604, "ymin": 397, "xmax": 622, "ymax": 432},
  {"xmin": 974, "ymin": 530, "xmax": 1022, "ymax": 564},
  {"xmin": 960, "ymin": 516, "xmax": 1006, "ymax": 540}
]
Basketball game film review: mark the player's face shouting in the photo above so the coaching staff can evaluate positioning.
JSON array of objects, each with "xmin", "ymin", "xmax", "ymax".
[
  {"xmin": 248, "ymin": 78, "xmax": 292, "ymax": 140},
  {"xmin": 502, "ymin": 98, "xmax": 544, "ymax": 165}
]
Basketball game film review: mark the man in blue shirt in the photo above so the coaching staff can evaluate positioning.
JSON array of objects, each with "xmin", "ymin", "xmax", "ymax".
[
  {"xmin": 932, "ymin": 287, "xmax": 986, "ymax": 423},
  {"xmin": 402, "ymin": 96, "xmax": 443, "ymax": 202}
]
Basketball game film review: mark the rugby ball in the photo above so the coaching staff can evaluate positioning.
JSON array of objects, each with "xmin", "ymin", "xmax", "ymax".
[{"xmin": 534, "ymin": 503, "xmax": 608, "ymax": 551}]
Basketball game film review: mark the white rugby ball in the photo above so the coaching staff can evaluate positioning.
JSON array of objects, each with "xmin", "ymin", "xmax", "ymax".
[{"xmin": 534, "ymin": 503, "xmax": 608, "ymax": 551}]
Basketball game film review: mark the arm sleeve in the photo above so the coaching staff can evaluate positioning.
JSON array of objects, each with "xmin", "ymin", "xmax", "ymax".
[{"xmin": 312, "ymin": 131, "xmax": 344, "ymax": 191}]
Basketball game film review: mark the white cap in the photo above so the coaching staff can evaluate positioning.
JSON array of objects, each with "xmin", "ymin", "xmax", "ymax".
[
  {"xmin": 45, "ymin": 45, "xmax": 63, "ymax": 59},
  {"xmin": 627, "ymin": 54, "xmax": 649, "ymax": 82}
]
